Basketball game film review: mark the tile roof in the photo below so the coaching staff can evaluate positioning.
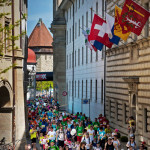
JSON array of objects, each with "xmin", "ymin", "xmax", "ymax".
[
  {"xmin": 28, "ymin": 19, "xmax": 53, "ymax": 47},
  {"xmin": 27, "ymin": 48, "xmax": 36, "ymax": 64}
]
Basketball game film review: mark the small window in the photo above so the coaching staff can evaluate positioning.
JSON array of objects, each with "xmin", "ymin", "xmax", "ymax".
[
  {"xmin": 72, "ymin": 52, "xmax": 73, "ymax": 68},
  {"xmin": 91, "ymin": 50, "xmax": 92, "ymax": 62},
  {"xmin": 86, "ymin": 11, "xmax": 88, "ymax": 28},
  {"xmin": 82, "ymin": 0, "xmax": 84, "ymax": 5},
  {"xmin": 70, "ymin": 28, "xmax": 71, "ymax": 43},
  {"xmin": 91, "ymin": 7, "xmax": 93, "ymax": 23},
  {"xmin": 75, "ymin": 81, "xmax": 76, "ymax": 97},
  {"xmin": 95, "ymin": 80, "xmax": 97, "ymax": 102},
  {"xmin": 96, "ymin": 50, "xmax": 98, "ymax": 61},
  {"xmin": 82, "ymin": 47, "xmax": 84, "ymax": 65},
  {"xmin": 102, "ymin": 0, "xmax": 104, "ymax": 17},
  {"xmin": 75, "ymin": 51, "xmax": 76, "ymax": 67},
  {"xmin": 72, "ymin": 80, "xmax": 73, "ymax": 96},
  {"xmin": 144, "ymin": 108, "xmax": 148, "ymax": 132},
  {"xmin": 78, "ymin": 19, "xmax": 80, "ymax": 36},
  {"xmin": 66, "ymin": 30, "xmax": 68, "ymax": 45},
  {"xmin": 101, "ymin": 79, "xmax": 103, "ymax": 103},
  {"xmin": 79, "ymin": 0, "xmax": 80, "ymax": 8},
  {"xmin": 67, "ymin": 11, "xmax": 68, "ymax": 22},
  {"xmin": 86, "ymin": 46, "xmax": 88, "ymax": 64},
  {"xmin": 70, "ymin": 7, "xmax": 71, "ymax": 19},
  {"xmin": 75, "ymin": 22, "xmax": 77, "ymax": 39},
  {"xmin": 82, "ymin": 80, "xmax": 83, "ymax": 98},
  {"xmin": 124, "ymin": 103, "xmax": 127, "ymax": 124},
  {"xmin": 70, "ymin": 54, "xmax": 71, "ymax": 68},
  {"xmin": 82, "ymin": 15, "xmax": 84, "ymax": 29},
  {"xmin": 75, "ymin": 0, "xmax": 77, "ymax": 12},
  {"xmin": 96, "ymin": 2, "xmax": 98, "ymax": 15},
  {"xmin": 67, "ymin": 55, "xmax": 68, "ymax": 69},
  {"xmin": 78, "ymin": 49, "xmax": 80, "ymax": 66},
  {"xmin": 86, "ymin": 80, "xmax": 87, "ymax": 98},
  {"xmin": 90, "ymin": 80, "xmax": 92, "ymax": 101},
  {"xmin": 78, "ymin": 80, "xmax": 80, "ymax": 98}
]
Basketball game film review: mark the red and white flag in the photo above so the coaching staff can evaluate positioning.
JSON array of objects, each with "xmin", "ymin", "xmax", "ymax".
[
  {"xmin": 89, "ymin": 14, "xmax": 113, "ymax": 48},
  {"xmin": 119, "ymin": 0, "xmax": 150, "ymax": 36}
]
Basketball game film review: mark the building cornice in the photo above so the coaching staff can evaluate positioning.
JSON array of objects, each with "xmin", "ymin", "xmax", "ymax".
[{"xmin": 106, "ymin": 36, "xmax": 150, "ymax": 56}]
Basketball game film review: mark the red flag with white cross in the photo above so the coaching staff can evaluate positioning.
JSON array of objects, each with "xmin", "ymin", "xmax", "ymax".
[
  {"xmin": 119, "ymin": 0, "xmax": 150, "ymax": 36},
  {"xmin": 89, "ymin": 14, "xmax": 113, "ymax": 48}
]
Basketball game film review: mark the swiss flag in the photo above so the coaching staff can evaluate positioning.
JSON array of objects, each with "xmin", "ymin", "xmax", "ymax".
[
  {"xmin": 119, "ymin": 0, "xmax": 150, "ymax": 35},
  {"xmin": 89, "ymin": 14, "xmax": 113, "ymax": 48}
]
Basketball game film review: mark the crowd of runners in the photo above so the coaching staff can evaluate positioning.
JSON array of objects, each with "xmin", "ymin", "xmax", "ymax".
[{"xmin": 26, "ymin": 97, "xmax": 147, "ymax": 150}]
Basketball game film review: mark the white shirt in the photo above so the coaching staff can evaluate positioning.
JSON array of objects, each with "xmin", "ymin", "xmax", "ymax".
[
  {"xmin": 47, "ymin": 131, "xmax": 56, "ymax": 140},
  {"xmin": 57, "ymin": 130, "xmax": 65, "ymax": 141},
  {"xmin": 81, "ymin": 137, "xmax": 90, "ymax": 149},
  {"xmin": 88, "ymin": 129, "xmax": 94, "ymax": 141}
]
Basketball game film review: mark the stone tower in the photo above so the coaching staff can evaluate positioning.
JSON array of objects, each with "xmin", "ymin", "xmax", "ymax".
[{"xmin": 28, "ymin": 18, "xmax": 53, "ymax": 72}]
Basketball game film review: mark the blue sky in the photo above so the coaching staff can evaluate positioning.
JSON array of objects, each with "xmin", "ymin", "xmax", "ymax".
[{"xmin": 27, "ymin": 0, "xmax": 53, "ymax": 36}]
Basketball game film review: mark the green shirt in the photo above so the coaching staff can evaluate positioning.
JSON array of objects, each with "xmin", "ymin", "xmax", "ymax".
[
  {"xmin": 93, "ymin": 122, "xmax": 100, "ymax": 130},
  {"xmin": 76, "ymin": 126, "xmax": 84, "ymax": 136},
  {"xmin": 61, "ymin": 121, "xmax": 67, "ymax": 126},
  {"xmin": 48, "ymin": 146, "xmax": 59, "ymax": 150},
  {"xmin": 80, "ymin": 116, "xmax": 85, "ymax": 121}
]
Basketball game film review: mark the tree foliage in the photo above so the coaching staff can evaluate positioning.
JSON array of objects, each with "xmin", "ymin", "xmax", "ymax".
[{"xmin": 36, "ymin": 81, "xmax": 53, "ymax": 92}]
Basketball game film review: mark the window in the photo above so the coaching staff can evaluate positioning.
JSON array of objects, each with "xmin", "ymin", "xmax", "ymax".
[
  {"xmin": 102, "ymin": 0, "xmax": 104, "ymax": 17},
  {"xmin": 95, "ymin": 80, "xmax": 97, "ymax": 102},
  {"xmin": 78, "ymin": 49, "xmax": 80, "ymax": 66},
  {"xmin": 72, "ymin": 25, "xmax": 73, "ymax": 42},
  {"xmin": 45, "ymin": 55, "xmax": 47, "ymax": 60},
  {"xmin": 66, "ymin": 30, "xmax": 68, "ymax": 45},
  {"xmin": 75, "ymin": 81, "xmax": 76, "ymax": 97},
  {"xmin": 124, "ymin": 103, "xmax": 127, "ymax": 124},
  {"xmin": 86, "ymin": 80, "xmax": 87, "ymax": 98},
  {"xmin": 78, "ymin": 80, "xmax": 80, "ymax": 98},
  {"xmin": 86, "ymin": 46, "xmax": 88, "ymax": 64},
  {"xmin": 144, "ymin": 108, "xmax": 148, "ymax": 132},
  {"xmin": 67, "ymin": 55, "xmax": 68, "ymax": 69},
  {"xmin": 72, "ymin": 52, "xmax": 73, "ymax": 68},
  {"xmin": 70, "ymin": 28, "xmax": 71, "ymax": 43},
  {"xmin": 82, "ymin": 80, "xmax": 83, "ymax": 98},
  {"xmin": 5, "ymin": 18, "xmax": 10, "ymax": 53},
  {"xmin": 75, "ymin": 0, "xmax": 77, "ymax": 12},
  {"xmin": 75, "ymin": 51, "xmax": 76, "ymax": 67},
  {"xmin": 82, "ymin": 0, "xmax": 84, "ymax": 5},
  {"xmin": 86, "ymin": 11, "xmax": 88, "ymax": 28},
  {"xmin": 70, "ymin": 54, "xmax": 71, "ymax": 68},
  {"xmin": 145, "ymin": 3, "xmax": 149, "ymax": 37},
  {"xmin": 96, "ymin": 51, "xmax": 98, "ymax": 61},
  {"xmin": 91, "ymin": 50, "xmax": 92, "ymax": 62},
  {"xmin": 82, "ymin": 47, "xmax": 84, "ymax": 65},
  {"xmin": 91, "ymin": 7, "xmax": 93, "ymax": 23},
  {"xmin": 90, "ymin": 80, "xmax": 92, "ymax": 101},
  {"xmin": 72, "ymin": 81, "xmax": 73, "ymax": 96},
  {"xmin": 79, "ymin": 0, "xmax": 80, "ymax": 8},
  {"xmin": 67, "ymin": 11, "xmax": 68, "ymax": 22},
  {"xmin": 96, "ymin": 2, "xmax": 98, "ymax": 15},
  {"xmin": 82, "ymin": 15, "xmax": 84, "ymax": 29},
  {"xmin": 75, "ymin": 22, "xmax": 77, "ymax": 39},
  {"xmin": 101, "ymin": 79, "xmax": 103, "ymax": 103},
  {"xmin": 78, "ymin": 19, "xmax": 80, "ymax": 36},
  {"xmin": 70, "ymin": 7, "xmax": 71, "ymax": 19}
]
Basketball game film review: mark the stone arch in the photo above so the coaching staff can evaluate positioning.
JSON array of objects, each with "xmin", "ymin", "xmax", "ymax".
[{"xmin": 0, "ymin": 80, "xmax": 13, "ymax": 108}]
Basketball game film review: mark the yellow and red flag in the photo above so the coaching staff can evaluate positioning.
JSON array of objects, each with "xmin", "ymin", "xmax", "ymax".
[
  {"xmin": 119, "ymin": 0, "xmax": 150, "ymax": 36},
  {"xmin": 114, "ymin": 5, "xmax": 131, "ymax": 41}
]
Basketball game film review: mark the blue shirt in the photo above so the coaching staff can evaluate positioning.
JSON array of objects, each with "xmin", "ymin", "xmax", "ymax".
[
  {"xmin": 41, "ymin": 122, "xmax": 48, "ymax": 132},
  {"xmin": 99, "ymin": 130, "xmax": 106, "ymax": 140}
]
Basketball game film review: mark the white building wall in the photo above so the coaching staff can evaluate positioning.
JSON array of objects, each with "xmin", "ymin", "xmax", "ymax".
[{"xmin": 66, "ymin": 0, "xmax": 105, "ymax": 121}]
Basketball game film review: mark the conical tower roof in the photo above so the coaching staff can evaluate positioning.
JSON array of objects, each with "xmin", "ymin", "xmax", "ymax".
[{"xmin": 28, "ymin": 18, "xmax": 53, "ymax": 47}]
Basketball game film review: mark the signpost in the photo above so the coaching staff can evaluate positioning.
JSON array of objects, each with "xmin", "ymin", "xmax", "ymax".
[{"xmin": 62, "ymin": 91, "xmax": 67, "ymax": 96}]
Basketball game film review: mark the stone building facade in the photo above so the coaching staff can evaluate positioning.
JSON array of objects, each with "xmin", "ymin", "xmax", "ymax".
[
  {"xmin": 51, "ymin": 0, "xmax": 67, "ymax": 107},
  {"xmin": 28, "ymin": 19, "xmax": 53, "ymax": 73},
  {"xmin": 0, "ymin": 0, "xmax": 27, "ymax": 149},
  {"xmin": 105, "ymin": 0, "xmax": 150, "ymax": 147},
  {"xmin": 52, "ymin": 0, "xmax": 105, "ymax": 119}
]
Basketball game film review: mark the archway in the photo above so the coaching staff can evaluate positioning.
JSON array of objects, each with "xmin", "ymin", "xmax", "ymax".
[{"xmin": 0, "ymin": 86, "xmax": 10, "ymax": 108}]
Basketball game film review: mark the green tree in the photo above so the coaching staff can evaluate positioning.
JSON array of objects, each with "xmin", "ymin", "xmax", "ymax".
[{"xmin": 36, "ymin": 81, "xmax": 53, "ymax": 93}]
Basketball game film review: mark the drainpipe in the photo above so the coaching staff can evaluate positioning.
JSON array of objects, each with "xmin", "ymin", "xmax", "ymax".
[
  {"xmin": 69, "ymin": 0, "xmax": 75, "ymax": 114},
  {"xmin": 12, "ymin": 0, "xmax": 16, "ymax": 149}
]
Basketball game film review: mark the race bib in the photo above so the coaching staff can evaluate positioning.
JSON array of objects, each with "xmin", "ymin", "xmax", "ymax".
[
  {"xmin": 42, "ymin": 125, "xmax": 45, "ymax": 128},
  {"xmin": 89, "ymin": 133, "xmax": 93, "ymax": 136},
  {"xmin": 78, "ymin": 133, "xmax": 82, "ymax": 136},
  {"xmin": 103, "ymin": 122, "xmax": 106, "ymax": 125},
  {"xmin": 50, "ymin": 135, "xmax": 54, "ymax": 137}
]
